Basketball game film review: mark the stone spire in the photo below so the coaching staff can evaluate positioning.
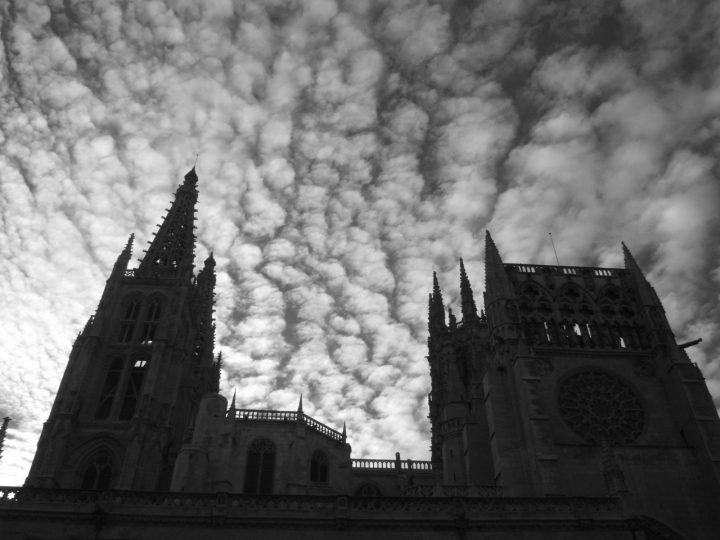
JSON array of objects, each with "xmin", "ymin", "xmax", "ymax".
[
  {"xmin": 111, "ymin": 233, "xmax": 134, "ymax": 279},
  {"xmin": 137, "ymin": 168, "xmax": 199, "ymax": 280},
  {"xmin": 192, "ymin": 253, "xmax": 217, "ymax": 366},
  {"xmin": 484, "ymin": 231, "xmax": 514, "ymax": 303},
  {"xmin": 297, "ymin": 394, "xmax": 304, "ymax": 414},
  {"xmin": 622, "ymin": 242, "xmax": 658, "ymax": 307},
  {"xmin": 0, "ymin": 417, "xmax": 9, "ymax": 463},
  {"xmin": 459, "ymin": 258, "xmax": 478, "ymax": 321},
  {"xmin": 429, "ymin": 272, "xmax": 446, "ymax": 335}
]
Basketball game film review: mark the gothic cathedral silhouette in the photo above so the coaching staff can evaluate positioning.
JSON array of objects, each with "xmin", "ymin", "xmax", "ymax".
[{"xmin": 1, "ymin": 171, "xmax": 719, "ymax": 540}]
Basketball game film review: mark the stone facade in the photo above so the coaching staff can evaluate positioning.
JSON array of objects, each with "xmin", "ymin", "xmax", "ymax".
[{"xmin": 1, "ymin": 171, "xmax": 718, "ymax": 539}]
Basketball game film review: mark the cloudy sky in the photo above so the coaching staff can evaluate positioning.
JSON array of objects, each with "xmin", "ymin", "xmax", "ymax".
[{"xmin": 1, "ymin": 0, "xmax": 719, "ymax": 486}]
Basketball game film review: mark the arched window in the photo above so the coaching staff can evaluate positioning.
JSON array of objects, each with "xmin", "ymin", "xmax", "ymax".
[
  {"xmin": 140, "ymin": 301, "xmax": 162, "ymax": 344},
  {"xmin": 310, "ymin": 450, "xmax": 329, "ymax": 483},
  {"xmin": 244, "ymin": 439, "xmax": 276, "ymax": 494},
  {"xmin": 118, "ymin": 359, "xmax": 148, "ymax": 420},
  {"xmin": 96, "ymin": 358, "xmax": 123, "ymax": 420},
  {"xmin": 354, "ymin": 484, "xmax": 383, "ymax": 497},
  {"xmin": 80, "ymin": 453, "xmax": 113, "ymax": 490},
  {"xmin": 118, "ymin": 301, "xmax": 140, "ymax": 343}
]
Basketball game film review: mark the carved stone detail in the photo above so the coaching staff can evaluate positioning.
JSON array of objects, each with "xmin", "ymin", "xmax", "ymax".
[
  {"xmin": 559, "ymin": 371, "xmax": 644, "ymax": 445},
  {"xmin": 633, "ymin": 360, "xmax": 656, "ymax": 380}
]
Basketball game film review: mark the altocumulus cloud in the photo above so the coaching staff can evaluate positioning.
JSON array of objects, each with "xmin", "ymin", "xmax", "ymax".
[{"xmin": 1, "ymin": 0, "xmax": 719, "ymax": 485}]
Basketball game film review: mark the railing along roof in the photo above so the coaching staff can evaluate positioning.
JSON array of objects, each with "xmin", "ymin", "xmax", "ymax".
[
  {"xmin": 231, "ymin": 409, "xmax": 344, "ymax": 443},
  {"xmin": 505, "ymin": 263, "xmax": 621, "ymax": 278}
]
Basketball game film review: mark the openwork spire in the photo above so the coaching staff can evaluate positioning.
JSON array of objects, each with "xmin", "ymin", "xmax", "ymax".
[
  {"xmin": 193, "ymin": 253, "xmax": 217, "ymax": 366},
  {"xmin": 210, "ymin": 352, "xmax": 223, "ymax": 393},
  {"xmin": 0, "ymin": 417, "xmax": 9, "ymax": 463},
  {"xmin": 111, "ymin": 233, "xmax": 134, "ymax": 279},
  {"xmin": 428, "ymin": 272, "xmax": 446, "ymax": 334},
  {"xmin": 138, "ymin": 168, "xmax": 199, "ymax": 280},
  {"xmin": 459, "ymin": 258, "xmax": 478, "ymax": 320}
]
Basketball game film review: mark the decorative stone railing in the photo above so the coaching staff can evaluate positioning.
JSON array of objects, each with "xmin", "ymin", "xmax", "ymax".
[
  {"xmin": 0, "ymin": 487, "xmax": 621, "ymax": 515},
  {"xmin": 506, "ymin": 263, "xmax": 619, "ymax": 278},
  {"xmin": 232, "ymin": 409, "xmax": 344, "ymax": 443},
  {"xmin": 404, "ymin": 485, "xmax": 503, "ymax": 497},
  {"xmin": 124, "ymin": 269, "xmax": 136, "ymax": 277},
  {"xmin": 352, "ymin": 458, "xmax": 434, "ymax": 472}
]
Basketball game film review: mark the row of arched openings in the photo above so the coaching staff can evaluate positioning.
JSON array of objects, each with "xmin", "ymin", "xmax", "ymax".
[
  {"xmin": 518, "ymin": 282, "xmax": 649, "ymax": 351},
  {"xmin": 118, "ymin": 299, "xmax": 162, "ymax": 345}
]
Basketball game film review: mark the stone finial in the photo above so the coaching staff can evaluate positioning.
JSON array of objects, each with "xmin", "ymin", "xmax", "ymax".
[{"xmin": 227, "ymin": 389, "xmax": 236, "ymax": 418}]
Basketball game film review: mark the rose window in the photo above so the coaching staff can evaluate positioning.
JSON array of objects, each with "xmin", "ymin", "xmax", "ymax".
[{"xmin": 559, "ymin": 371, "xmax": 644, "ymax": 445}]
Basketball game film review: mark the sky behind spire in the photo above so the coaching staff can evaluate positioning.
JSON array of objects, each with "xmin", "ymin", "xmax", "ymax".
[{"xmin": 1, "ymin": 0, "xmax": 719, "ymax": 485}]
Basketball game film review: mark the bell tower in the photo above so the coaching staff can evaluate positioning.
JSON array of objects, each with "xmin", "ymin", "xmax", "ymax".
[{"xmin": 25, "ymin": 168, "xmax": 220, "ymax": 491}]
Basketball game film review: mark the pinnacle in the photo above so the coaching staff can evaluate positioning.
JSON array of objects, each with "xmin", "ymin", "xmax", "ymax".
[
  {"xmin": 622, "ymin": 242, "xmax": 645, "ymax": 276},
  {"xmin": 432, "ymin": 271, "xmax": 444, "ymax": 306},
  {"xmin": 459, "ymin": 258, "xmax": 478, "ymax": 319},
  {"xmin": 183, "ymin": 166, "xmax": 198, "ymax": 187},
  {"xmin": 124, "ymin": 233, "xmax": 135, "ymax": 253}
]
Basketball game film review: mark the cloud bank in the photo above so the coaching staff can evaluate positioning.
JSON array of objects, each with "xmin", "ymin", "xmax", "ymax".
[{"xmin": 1, "ymin": 0, "xmax": 718, "ymax": 485}]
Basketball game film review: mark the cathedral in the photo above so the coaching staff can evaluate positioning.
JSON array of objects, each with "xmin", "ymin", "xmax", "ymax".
[{"xmin": 1, "ymin": 169, "xmax": 719, "ymax": 539}]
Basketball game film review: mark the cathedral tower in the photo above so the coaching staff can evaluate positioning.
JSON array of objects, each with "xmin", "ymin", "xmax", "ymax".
[
  {"xmin": 427, "ymin": 232, "xmax": 720, "ymax": 538},
  {"xmin": 25, "ymin": 168, "xmax": 220, "ymax": 491}
]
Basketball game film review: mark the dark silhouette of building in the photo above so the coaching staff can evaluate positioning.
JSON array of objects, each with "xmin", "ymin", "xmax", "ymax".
[{"xmin": 1, "ymin": 170, "xmax": 718, "ymax": 539}]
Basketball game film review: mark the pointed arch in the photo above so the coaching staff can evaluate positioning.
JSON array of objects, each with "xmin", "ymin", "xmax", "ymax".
[
  {"xmin": 310, "ymin": 450, "xmax": 329, "ymax": 483},
  {"xmin": 80, "ymin": 452, "xmax": 114, "ymax": 490},
  {"xmin": 140, "ymin": 296, "xmax": 164, "ymax": 344},
  {"xmin": 63, "ymin": 434, "xmax": 126, "ymax": 489},
  {"xmin": 117, "ymin": 294, "xmax": 144, "ymax": 343},
  {"xmin": 118, "ymin": 354, "xmax": 150, "ymax": 421},
  {"xmin": 96, "ymin": 357, "xmax": 123, "ymax": 420},
  {"xmin": 244, "ymin": 438, "xmax": 276, "ymax": 494},
  {"xmin": 353, "ymin": 482, "xmax": 384, "ymax": 497}
]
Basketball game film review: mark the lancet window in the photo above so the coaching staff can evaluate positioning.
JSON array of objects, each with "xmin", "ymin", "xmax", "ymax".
[
  {"xmin": 95, "ymin": 358, "xmax": 123, "ymax": 420},
  {"xmin": 518, "ymin": 282, "xmax": 648, "ymax": 351},
  {"xmin": 118, "ymin": 301, "xmax": 140, "ymax": 343},
  {"xmin": 80, "ymin": 453, "xmax": 113, "ymax": 490},
  {"xmin": 310, "ymin": 450, "xmax": 329, "ymax": 483},
  {"xmin": 244, "ymin": 439, "xmax": 276, "ymax": 494},
  {"xmin": 140, "ymin": 301, "xmax": 162, "ymax": 344},
  {"xmin": 118, "ymin": 359, "xmax": 148, "ymax": 420}
]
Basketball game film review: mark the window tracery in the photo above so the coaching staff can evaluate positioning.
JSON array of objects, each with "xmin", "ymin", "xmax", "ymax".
[
  {"xmin": 118, "ymin": 300, "xmax": 140, "ymax": 343},
  {"xmin": 517, "ymin": 280, "xmax": 648, "ymax": 351},
  {"xmin": 118, "ymin": 358, "xmax": 148, "ymax": 420},
  {"xmin": 80, "ymin": 453, "xmax": 113, "ymax": 490},
  {"xmin": 95, "ymin": 358, "xmax": 123, "ymax": 420},
  {"xmin": 559, "ymin": 371, "xmax": 645, "ymax": 445},
  {"xmin": 310, "ymin": 450, "xmax": 329, "ymax": 483},
  {"xmin": 244, "ymin": 439, "xmax": 276, "ymax": 494},
  {"xmin": 140, "ymin": 301, "xmax": 162, "ymax": 344}
]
